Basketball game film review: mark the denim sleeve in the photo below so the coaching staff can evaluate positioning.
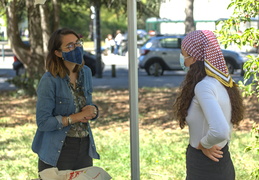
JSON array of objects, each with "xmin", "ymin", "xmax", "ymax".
[
  {"xmin": 36, "ymin": 75, "xmax": 64, "ymax": 131},
  {"xmin": 84, "ymin": 67, "xmax": 99, "ymax": 121},
  {"xmin": 90, "ymin": 104, "xmax": 99, "ymax": 121}
]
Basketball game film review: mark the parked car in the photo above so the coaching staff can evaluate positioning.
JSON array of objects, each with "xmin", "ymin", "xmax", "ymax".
[
  {"xmin": 82, "ymin": 51, "xmax": 105, "ymax": 76},
  {"xmin": 13, "ymin": 50, "xmax": 104, "ymax": 76},
  {"xmin": 138, "ymin": 35, "xmax": 247, "ymax": 76}
]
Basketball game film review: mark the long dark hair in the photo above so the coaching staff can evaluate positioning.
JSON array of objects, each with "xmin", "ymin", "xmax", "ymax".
[
  {"xmin": 173, "ymin": 61, "xmax": 244, "ymax": 129},
  {"xmin": 46, "ymin": 28, "xmax": 83, "ymax": 78}
]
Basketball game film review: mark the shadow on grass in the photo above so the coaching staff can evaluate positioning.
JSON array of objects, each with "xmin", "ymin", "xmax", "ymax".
[
  {"xmin": 91, "ymin": 88, "xmax": 181, "ymax": 130},
  {"xmin": 0, "ymin": 88, "xmax": 258, "ymax": 131},
  {"xmin": 0, "ymin": 91, "xmax": 36, "ymax": 127}
]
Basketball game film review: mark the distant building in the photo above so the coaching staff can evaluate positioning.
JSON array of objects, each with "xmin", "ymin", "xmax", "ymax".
[
  {"xmin": 156, "ymin": 0, "xmax": 233, "ymax": 34},
  {"xmin": 145, "ymin": 18, "xmax": 217, "ymax": 35}
]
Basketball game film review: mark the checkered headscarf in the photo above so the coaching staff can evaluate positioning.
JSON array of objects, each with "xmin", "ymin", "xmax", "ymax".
[{"xmin": 181, "ymin": 30, "xmax": 235, "ymax": 87}]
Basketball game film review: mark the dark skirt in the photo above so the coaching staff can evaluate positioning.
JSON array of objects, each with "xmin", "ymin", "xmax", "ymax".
[{"xmin": 186, "ymin": 144, "xmax": 235, "ymax": 180}]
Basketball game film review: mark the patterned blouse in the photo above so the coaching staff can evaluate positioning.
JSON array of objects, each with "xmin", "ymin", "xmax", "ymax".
[{"xmin": 66, "ymin": 81, "xmax": 89, "ymax": 138}]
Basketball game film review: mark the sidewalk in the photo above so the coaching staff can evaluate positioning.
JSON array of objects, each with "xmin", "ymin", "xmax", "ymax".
[
  {"xmin": 0, "ymin": 56, "xmax": 16, "ymax": 91},
  {"xmin": 93, "ymin": 54, "xmax": 186, "ymax": 89},
  {"xmin": 102, "ymin": 54, "xmax": 129, "ymax": 66}
]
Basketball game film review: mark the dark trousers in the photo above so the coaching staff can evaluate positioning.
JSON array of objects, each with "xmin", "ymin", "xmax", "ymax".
[
  {"xmin": 38, "ymin": 136, "xmax": 93, "ymax": 172},
  {"xmin": 186, "ymin": 144, "xmax": 235, "ymax": 180}
]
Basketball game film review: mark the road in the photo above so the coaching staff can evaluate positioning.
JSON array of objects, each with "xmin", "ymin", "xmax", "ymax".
[
  {"xmin": 92, "ymin": 54, "xmax": 244, "ymax": 89},
  {"xmin": 0, "ymin": 52, "xmax": 244, "ymax": 91},
  {"xmin": 92, "ymin": 54, "xmax": 187, "ymax": 89},
  {"xmin": 0, "ymin": 50, "xmax": 17, "ymax": 91}
]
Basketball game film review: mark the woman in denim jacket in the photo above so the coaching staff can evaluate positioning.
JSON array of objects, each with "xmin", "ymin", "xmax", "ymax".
[{"xmin": 32, "ymin": 28, "xmax": 100, "ymax": 172}]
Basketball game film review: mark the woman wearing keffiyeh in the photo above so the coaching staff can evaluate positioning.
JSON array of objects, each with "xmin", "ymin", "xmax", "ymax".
[{"xmin": 173, "ymin": 30, "xmax": 244, "ymax": 180}]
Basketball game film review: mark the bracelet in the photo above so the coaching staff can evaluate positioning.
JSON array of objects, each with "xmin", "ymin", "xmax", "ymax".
[{"xmin": 67, "ymin": 116, "xmax": 72, "ymax": 125}]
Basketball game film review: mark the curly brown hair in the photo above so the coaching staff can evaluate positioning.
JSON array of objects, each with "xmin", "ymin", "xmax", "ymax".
[{"xmin": 173, "ymin": 61, "xmax": 244, "ymax": 129}]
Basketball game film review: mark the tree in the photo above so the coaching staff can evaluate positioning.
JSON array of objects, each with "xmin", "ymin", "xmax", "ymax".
[
  {"xmin": 0, "ymin": 0, "xmax": 51, "ymax": 95},
  {"xmin": 90, "ymin": 0, "xmax": 102, "ymax": 78},
  {"xmin": 216, "ymin": 0, "xmax": 259, "ymax": 100},
  {"xmin": 90, "ymin": 0, "xmax": 160, "ymax": 78},
  {"xmin": 184, "ymin": 0, "xmax": 195, "ymax": 34},
  {"xmin": 0, "ymin": 0, "xmax": 161, "ymax": 95},
  {"xmin": 52, "ymin": 0, "xmax": 60, "ymax": 31},
  {"xmin": 216, "ymin": 0, "xmax": 259, "ymax": 178}
]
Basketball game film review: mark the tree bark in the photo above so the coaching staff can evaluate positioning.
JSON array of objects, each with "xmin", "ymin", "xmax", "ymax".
[
  {"xmin": 185, "ymin": 0, "xmax": 195, "ymax": 34},
  {"xmin": 6, "ymin": 0, "xmax": 30, "ymax": 65},
  {"xmin": 92, "ymin": 1, "xmax": 102, "ymax": 78},
  {"xmin": 26, "ymin": 0, "xmax": 45, "ymax": 77},
  {"xmin": 39, "ymin": 3, "xmax": 50, "ymax": 63},
  {"xmin": 5, "ymin": 0, "xmax": 46, "ymax": 78},
  {"xmin": 52, "ymin": 0, "xmax": 60, "ymax": 32}
]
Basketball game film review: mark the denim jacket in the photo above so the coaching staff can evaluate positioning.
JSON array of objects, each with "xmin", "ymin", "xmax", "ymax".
[{"xmin": 32, "ymin": 66, "xmax": 100, "ymax": 167}]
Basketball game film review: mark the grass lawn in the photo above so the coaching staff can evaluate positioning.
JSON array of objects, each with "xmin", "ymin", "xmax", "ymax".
[{"xmin": 0, "ymin": 88, "xmax": 258, "ymax": 180}]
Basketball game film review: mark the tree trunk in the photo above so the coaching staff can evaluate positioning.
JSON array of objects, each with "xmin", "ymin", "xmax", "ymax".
[
  {"xmin": 39, "ymin": 3, "xmax": 50, "ymax": 63},
  {"xmin": 92, "ymin": 1, "xmax": 102, "ymax": 78},
  {"xmin": 6, "ymin": 0, "xmax": 30, "ymax": 65},
  {"xmin": 6, "ymin": 0, "xmax": 45, "ymax": 78},
  {"xmin": 26, "ymin": 0, "xmax": 45, "ymax": 77},
  {"xmin": 185, "ymin": 0, "xmax": 195, "ymax": 34},
  {"xmin": 52, "ymin": 0, "xmax": 60, "ymax": 32}
]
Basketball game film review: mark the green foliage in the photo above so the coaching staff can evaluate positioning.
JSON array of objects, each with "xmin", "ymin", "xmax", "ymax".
[
  {"xmin": 216, "ymin": 0, "xmax": 259, "ymax": 101},
  {"xmin": 58, "ymin": 0, "xmax": 157, "ymax": 41},
  {"xmin": 244, "ymin": 124, "xmax": 259, "ymax": 179},
  {"xmin": 59, "ymin": 2, "xmax": 91, "ymax": 39},
  {"xmin": 7, "ymin": 74, "xmax": 41, "ymax": 97},
  {"xmin": 100, "ymin": 8, "xmax": 127, "ymax": 39},
  {"xmin": 216, "ymin": 0, "xmax": 259, "ymax": 178},
  {"xmin": 238, "ymin": 54, "xmax": 259, "ymax": 100}
]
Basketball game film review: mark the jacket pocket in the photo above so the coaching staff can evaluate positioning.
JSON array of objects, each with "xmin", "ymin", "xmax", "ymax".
[{"xmin": 54, "ymin": 96, "xmax": 70, "ymax": 115}]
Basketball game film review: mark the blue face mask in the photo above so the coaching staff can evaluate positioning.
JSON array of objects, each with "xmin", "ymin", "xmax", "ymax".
[
  {"xmin": 62, "ymin": 46, "xmax": 83, "ymax": 65},
  {"xmin": 179, "ymin": 54, "xmax": 190, "ymax": 72}
]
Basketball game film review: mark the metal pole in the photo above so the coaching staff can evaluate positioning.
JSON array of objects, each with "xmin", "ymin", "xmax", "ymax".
[{"xmin": 127, "ymin": 0, "xmax": 140, "ymax": 179}]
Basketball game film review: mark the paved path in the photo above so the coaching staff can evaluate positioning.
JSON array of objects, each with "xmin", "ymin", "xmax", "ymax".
[
  {"xmin": 92, "ymin": 54, "xmax": 186, "ymax": 89},
  {"xmin": 92, "ymin": 54, "xmax": 244, "ymax": 89},
  {"xmin": 0, "ymin": 48, "xmax": 244, "ymax": 91},
  {"xmin": 0, "ymin": 44, "xmax": 19, "ymax": 91}
]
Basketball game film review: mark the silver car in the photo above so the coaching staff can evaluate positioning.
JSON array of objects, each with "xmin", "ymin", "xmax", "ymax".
[{"xmin": 138, "ymin": 35, "xmax": 247, "ymax": 76}]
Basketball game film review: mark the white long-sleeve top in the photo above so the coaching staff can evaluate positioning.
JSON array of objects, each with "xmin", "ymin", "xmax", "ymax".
[{"xmin": 186, "ymin": 76, "xmax": 232, "ymax": 149}]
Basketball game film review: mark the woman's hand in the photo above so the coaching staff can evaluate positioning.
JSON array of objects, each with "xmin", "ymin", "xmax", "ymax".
[
  {"xmin": 65, "ymin": 105, "xmax": 97, "ymax": 125},
  {"xmin": 197, "ymin": 143, "xmax": 223, "ymax": 162},
  {"xmin": 80, "ymin": 105, "xmax": 97, "ymax": 121}
]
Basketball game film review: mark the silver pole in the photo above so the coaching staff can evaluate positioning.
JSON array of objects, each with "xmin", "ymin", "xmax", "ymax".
[{"xmin": 127, "ymin": 0, "xmax": 140, "ymax": 179}]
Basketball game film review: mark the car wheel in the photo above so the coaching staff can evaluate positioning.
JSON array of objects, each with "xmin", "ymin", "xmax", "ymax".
[
  {"xmin": 225, "ymin": 60, "xmax": 234, "ymax": 74},
  {"xmin": 146, "ymin": 61, "xmax": 164, "ymax": 76}
]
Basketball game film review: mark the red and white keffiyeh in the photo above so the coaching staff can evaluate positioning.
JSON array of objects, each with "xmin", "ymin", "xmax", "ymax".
[{"xmin": 181, "ymin": 30, "xmax": 235, "ymax": 87}]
